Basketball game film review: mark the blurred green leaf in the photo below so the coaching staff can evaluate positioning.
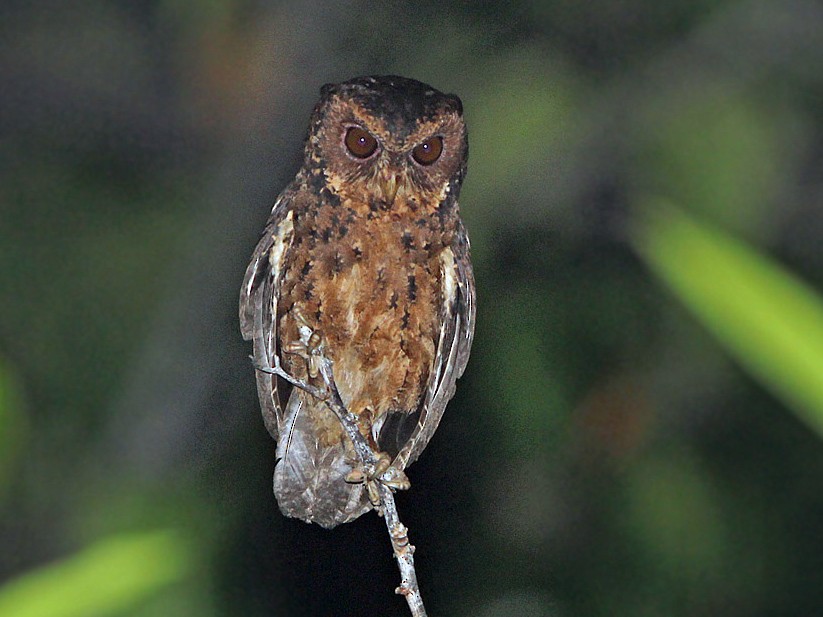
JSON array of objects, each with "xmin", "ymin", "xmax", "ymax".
[
  {"xmin": 633, "ymin": 202, "xmax": 823, "ymax": 438},
  {"xmin": 0, "ymin": 530, "xmax": 191, "ymax": 617},
  {"xmin": 637, "ymin": 91, "xmax": 788, "ymax": 237}
]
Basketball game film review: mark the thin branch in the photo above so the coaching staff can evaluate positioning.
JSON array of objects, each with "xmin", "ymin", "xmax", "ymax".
[
  {"xmin": 255, "ymin": 355, "xmax": 427, "ymax": 616},
  {"xmin": 376, "ymin": 482, "xmax": 426, "ymax": 616},
  {"xmin": 315, "ymin": 358, "xmax": 426, "ymax": 616}
]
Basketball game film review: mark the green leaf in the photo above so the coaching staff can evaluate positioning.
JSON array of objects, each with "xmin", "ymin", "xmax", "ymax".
[
  {"xmin": 0, "ymin": 530, "xmax": 191, "ymax": 617},
  {"xmin": 636, "ymin": 93, "xmax": 783, "ymax": 236},
  {"xmin": 632, "ymin": 202, "xmax": 823, "ymax": 438}
]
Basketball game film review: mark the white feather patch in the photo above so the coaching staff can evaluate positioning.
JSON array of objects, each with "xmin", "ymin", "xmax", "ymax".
[
  {"xmin": 440, "ymin": 247, "xmax": 457, "ymax": 317},
  {"xmin": 269, "ymin": 209, "xmax": 294, "ymax": 290}
]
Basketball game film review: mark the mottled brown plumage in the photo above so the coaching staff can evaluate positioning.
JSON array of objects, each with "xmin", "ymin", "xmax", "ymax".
[{"xmin": 240, "ymin": 76, "xmax": 474, "ymax": 528}]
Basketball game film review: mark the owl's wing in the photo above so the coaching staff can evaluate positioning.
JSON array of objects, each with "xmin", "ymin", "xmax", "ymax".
[
  {"xmin": 239, "ymin": 192, "xmax": 295, "ymax": 440},
  {"xmin": 393, "ymin": 221, "xmax": 476, "ymax": 470}
]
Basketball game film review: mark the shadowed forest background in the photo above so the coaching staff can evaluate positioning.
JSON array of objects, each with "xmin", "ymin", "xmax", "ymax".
[{"xmin": 2, "ymin": 1, "xmax": 823, "ymax": 616}]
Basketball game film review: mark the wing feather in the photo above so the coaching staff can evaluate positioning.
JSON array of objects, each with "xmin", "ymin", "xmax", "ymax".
[
  {"xmin": 239, "ymin": 194, "xmax": 295, "ymax": 440},
  {"xmin": 393, "ymin": 222, "xmax": 475, "ymax": 469}
]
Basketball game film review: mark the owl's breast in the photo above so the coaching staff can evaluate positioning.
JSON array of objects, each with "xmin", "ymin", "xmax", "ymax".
[{"xmin": 279, "ymin": 202, "xmax": 449, "ymax": 442}]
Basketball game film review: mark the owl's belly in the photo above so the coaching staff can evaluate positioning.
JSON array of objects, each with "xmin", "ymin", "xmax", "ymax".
[
  {"xmin": 326, "ymin": 258, "xmax": 438, "ymax": 418},
  {"xmin": 279, "ymin": 216, "xmax": 442, "ymax": 446}
]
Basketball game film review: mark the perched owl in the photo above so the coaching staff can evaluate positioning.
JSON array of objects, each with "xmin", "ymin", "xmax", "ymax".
[{"xmin": 240, "ymin": 75, "xmax": 475, "ymax": 529}]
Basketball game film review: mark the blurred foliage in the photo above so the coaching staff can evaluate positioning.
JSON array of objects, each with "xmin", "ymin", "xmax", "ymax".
[
  {"xmin": 2, "ymin": 1, "xmax": 823, "ymax": 616},
  {"xmin": 638, "ymin": 91, "xmax": 787, "ymax": 235},
  {"xmin": 634, "ymin": 202, "xmax": 823, "ymax": 438},
  {"xmin": 0, "ymin": 531, "xmax": 192, "ymax": 617}
]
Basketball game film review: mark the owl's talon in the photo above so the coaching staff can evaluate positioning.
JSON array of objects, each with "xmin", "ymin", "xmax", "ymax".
[
  {"xmin": 282, "ymin": 310, "xmax": 325, "ymax": 379},
  {"xmin": 291, "ymin": 306, "xmax": 311, "ymax": 328},
  {"xmin": 364, "ymin": 466, "xmax": 410, "ymax": 508},
  {"xmin": 346, "ymin": 465, "xmax": 382, "ymax": 507},
  {"xmin": 379, "ymin": 466, "xmax": 411, "ymax": 491},
  {"xmin": 282, "ymin": 342, "xmax": 305, "ymax": 355},
  {"xmin": 367, "ymin": 480, "xmax": 382, "ymax": 508},
  {"xmin": 344, "ymin": 452, "xmax": 411, "ymax": 498},
  {"xmin": 345, "ymin": 468, "xmax": 366, "ymax": 484},
  {"xmin": 373, "ymin": 451, "xmax": 392, "ymax": 476}
]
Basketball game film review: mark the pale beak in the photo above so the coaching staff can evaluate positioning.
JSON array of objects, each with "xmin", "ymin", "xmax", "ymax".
[{"xmin": 380, "ymin": 173, "xmax": 400, "ymax": 205}]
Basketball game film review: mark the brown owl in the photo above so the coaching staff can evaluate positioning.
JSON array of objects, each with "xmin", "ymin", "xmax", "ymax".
[{"xmin": 239, "ymin": 76, "xmax": 475, "ymax": 529}]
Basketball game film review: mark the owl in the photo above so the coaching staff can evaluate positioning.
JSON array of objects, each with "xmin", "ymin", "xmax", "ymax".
[{"xmin": 239, "ymin": 75, "xmax": 475, "ymax": 529}]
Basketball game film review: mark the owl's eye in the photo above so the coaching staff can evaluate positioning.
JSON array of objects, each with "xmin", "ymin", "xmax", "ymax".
[
  {"xmin": 411, "ymin": 136, "xmax": 443, "ymax": 166},
  {"xmin": 344, "ymin": 127, "xmax": 378, "ymax": 158}
]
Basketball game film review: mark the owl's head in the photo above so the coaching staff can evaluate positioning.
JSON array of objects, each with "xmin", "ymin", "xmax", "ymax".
[{"xmin": 305, "ymin": 76, "xmax": 467, "ymax": 214}]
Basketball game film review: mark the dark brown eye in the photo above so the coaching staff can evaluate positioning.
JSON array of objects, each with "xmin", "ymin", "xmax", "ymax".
[
  {"xmin": 344, "ymin": 126, "xmax": 378, "ymax": 158},
  {"xmin": 411, "ymin": 136, "xmax": 443, "ymax": 165}
]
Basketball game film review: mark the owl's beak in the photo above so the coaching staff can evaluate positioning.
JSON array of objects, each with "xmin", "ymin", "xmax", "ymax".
[{"xmin": 380, "ymin": 174, "xmax": 400, "ymax": 205}]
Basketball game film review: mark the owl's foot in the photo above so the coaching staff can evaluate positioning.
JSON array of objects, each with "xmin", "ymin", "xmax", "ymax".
[
  {"xmin": 346, "ymin": 452, "xmax": 411, "ymax": 508},
  {"xmin": 262, "ymin": 320, "xmax": 411, "ymax": 504},
  {"xmin": 282, "ymin": 306, "xmax": 324, "ymax": 378},
  {"xmin": 254, "ymin": 308, "xmax": 330, "ymax": 396},
  {"xmin": 379, "ymin": 466, "xmax": 412, "ymax": 491},
  {"xmin": 345, "ymin": 451, "xmax": 409, "ymax": 486}
]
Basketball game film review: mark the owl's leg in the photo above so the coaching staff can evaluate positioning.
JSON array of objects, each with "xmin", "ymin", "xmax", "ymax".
[
  {"xmin": 345, "ymin": 451, "xmax": 410, "ymax": 491},
  {"xmin": 260, "ymin": 312, "xmax": 410, "ymax": 494},
  {"xmin": 282, "ymin": 306, "xmax": 325, "ymax": 378},
  {"xmin": 347, "ymin": 463, "xmax": 410, "ymax": 513},
  {"xmin": 255, "ymin": 307, "xmax": 328, "ymax": 396},
  {"xmin": 344, "ymin": 408, "xmax": 411, "ymax": 493}
]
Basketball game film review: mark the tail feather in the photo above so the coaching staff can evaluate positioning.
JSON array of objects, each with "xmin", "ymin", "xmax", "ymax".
[{"xmin": 273, "ymin": 390, "xmax": 371, "ymax": 528}]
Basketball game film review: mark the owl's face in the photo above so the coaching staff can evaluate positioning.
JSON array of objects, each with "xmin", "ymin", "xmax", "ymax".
[{"xmin": 305, "ymin": 76, "xmax": 467, "ymax": 214}]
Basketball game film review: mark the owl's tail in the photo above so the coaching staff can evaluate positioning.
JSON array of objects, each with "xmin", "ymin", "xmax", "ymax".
[{"xmin": 273, "ymin": 389, "xmax": 372, "ymax": 528}]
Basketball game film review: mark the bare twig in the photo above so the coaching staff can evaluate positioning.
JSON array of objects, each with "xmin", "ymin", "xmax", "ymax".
[
  {"xmin": 255, "ymin": 355, "xmax": 427, "ymax": 616},
  {"xmin": 376, "ymin": 482, "xmax": 426, "ymax": 616},
  {"xmin": 315, "ymin": 358, "xmax": 426, "ymax": 616}
]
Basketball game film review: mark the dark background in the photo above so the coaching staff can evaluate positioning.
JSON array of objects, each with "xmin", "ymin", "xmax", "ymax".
[{"xmin": 2, "ymin": 1, "xmax": 823, "ymax": 616}]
